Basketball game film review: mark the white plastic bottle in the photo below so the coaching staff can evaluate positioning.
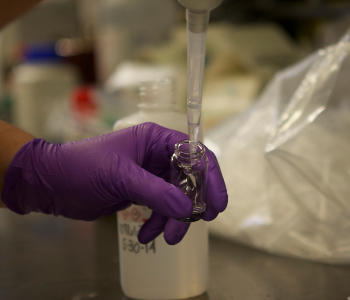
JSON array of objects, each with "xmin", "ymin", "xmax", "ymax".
[
  {"xmin": 114, "ymin": 79, "xmax": 208, "ymax": 299},
  {"xmin": 11, "ymin": 43, "xmax": 78, "ymax": 141}
]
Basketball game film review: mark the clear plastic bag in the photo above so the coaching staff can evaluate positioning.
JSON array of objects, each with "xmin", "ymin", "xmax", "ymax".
[{"xmin": 206, "ymin": 30, "xmax": 350, "ymax": 264}]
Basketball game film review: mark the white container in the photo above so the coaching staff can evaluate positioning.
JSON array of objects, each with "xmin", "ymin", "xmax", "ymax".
[
  {"xmin": 12, "ymin": 53, "xmax": 78, "ymax": 140},
  {"xmin": 114, "ymin": 79, "xmax": 208, "ymax": 299}
]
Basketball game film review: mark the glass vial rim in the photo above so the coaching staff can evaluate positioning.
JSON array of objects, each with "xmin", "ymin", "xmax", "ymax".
[{"xmin": 174, "ymin": 139, "xmax": 206, "ymax": 162}]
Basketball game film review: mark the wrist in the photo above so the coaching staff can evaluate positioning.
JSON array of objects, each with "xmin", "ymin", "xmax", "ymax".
[{"xmin": 0, "ymin": 121, "xmax": 34, "ymax": 195}]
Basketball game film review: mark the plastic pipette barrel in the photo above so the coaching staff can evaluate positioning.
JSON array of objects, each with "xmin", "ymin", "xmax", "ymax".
[
  {"xmin": 178, "ymin": 0, "xmax": 223, "ymax": 143},
  {"xmin": 186, "ymin": 10, "xmax": 208, "ymax": 144}
]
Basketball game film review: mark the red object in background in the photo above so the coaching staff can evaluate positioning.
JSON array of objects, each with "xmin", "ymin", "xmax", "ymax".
[{"xmin": 71, "ymin": 86, "xmax": 97, "ymax": 120}]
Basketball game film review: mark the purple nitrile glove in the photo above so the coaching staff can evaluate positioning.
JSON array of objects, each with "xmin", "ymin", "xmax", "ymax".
[{"xmin": 2, "ymin": 122, "xmax": 227, "ymax": 244}]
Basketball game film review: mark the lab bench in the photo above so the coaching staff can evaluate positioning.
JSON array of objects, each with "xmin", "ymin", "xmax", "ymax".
[{"xmin": 1, "ymin": 210, "xmax": 350, "ymax": 300}]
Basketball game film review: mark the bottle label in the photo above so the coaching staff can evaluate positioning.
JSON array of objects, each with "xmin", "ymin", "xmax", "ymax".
[{"xmin": 118, "ymin": 205, "xmax": 156, "ymax": 255}]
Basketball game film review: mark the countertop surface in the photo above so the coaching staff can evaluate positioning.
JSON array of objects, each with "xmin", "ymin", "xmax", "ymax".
[{"xmin": 1, "ymin": 209, "xmax": 350, "ymax": 300}]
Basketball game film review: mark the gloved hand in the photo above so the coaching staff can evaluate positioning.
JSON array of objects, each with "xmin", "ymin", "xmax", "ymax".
[{"xmin": 2, "ymin": 122, "xmax": 227, "ymax": 244}]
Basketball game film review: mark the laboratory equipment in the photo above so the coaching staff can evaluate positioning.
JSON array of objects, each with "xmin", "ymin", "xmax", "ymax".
[
  {"xmin": 171, "ymin": 140, "xmax": 208, "ymax": 222},
  {"xmin": 177, "ymin": 0, "xmax": 223, "ymax": 143},
  {"xmin": 114, "ymin": 79, "xmax": 208, "ymax": 299}
]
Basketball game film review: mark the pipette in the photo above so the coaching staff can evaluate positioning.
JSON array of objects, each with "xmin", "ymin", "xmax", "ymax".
[{"xmin": 178, "ymin": 0, "xmax": 223, "ymax": 143}]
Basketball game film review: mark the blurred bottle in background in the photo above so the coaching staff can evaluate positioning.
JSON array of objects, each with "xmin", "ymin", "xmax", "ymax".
[
  {"xmin": 62, "ymin": 85, "xmax": 110, "ymax": 142},
  {"xmin": 11, "ymin": 43, "xmax": 79, "ymax": 141},
  {"xmin": 0, "ymin": 0, "xmax": 99, "ymax": 141}
]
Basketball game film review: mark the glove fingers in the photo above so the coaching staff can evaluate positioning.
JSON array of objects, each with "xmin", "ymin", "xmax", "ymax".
[
  {"xmin": 164, "ymin": 218, "xmax": 190, "ymax": 245},
  {"xmin": 138, "ymin": 212, "xmax": 167, "ymax": 244},
  {"xmin": 202, "ymin": 150, "xmax": 228, "ymax": 221},
  {"xmin": 125, "ymin": 164, "xmax": 193, "ymax": 219},
  {"xmin": 140, "ymin": 123, "xmax": 188, "ymax": 175}
]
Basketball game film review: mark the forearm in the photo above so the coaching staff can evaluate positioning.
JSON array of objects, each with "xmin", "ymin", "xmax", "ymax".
[
  {"xmin": 0, "ymin": 121, "xmax": 34, "ymax": 207},
  {"xmin": 0, "ymin": 0, "xmax": 44, "ymax": 29}
]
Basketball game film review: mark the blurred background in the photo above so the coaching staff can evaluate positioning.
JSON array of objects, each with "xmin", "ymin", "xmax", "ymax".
[{"xmin": 1, "ymin": 0, "xmax": 350, "ymax": 142}]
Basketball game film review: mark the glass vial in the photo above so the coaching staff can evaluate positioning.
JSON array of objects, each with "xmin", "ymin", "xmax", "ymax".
[{"xmin": 171, "ymin": 140, "xmax": 208, "ymax": 222}]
